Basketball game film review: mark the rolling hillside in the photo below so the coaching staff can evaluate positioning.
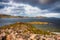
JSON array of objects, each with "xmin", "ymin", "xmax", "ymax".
[{"xmin": 0, "ymin": 22, "xmax": 52, "ymax": 35}]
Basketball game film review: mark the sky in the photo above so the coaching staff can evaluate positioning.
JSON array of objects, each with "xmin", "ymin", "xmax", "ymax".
[{"xmin": 0, "ymin": 0, "xmax": 60, "ymax": 18}]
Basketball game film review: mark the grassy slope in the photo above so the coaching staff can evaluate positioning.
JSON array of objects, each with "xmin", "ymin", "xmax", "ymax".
[
  {"xmin": 27, "ymin": 22, "xmax": 49, "ymax": 24},
  {"xmin": 0, "ymin": 22, "xmax": 52, "ymax": 35}
]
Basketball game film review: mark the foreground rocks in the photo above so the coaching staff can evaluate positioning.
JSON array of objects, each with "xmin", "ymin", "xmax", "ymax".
[
  {"xmin": 0, "ymin": 22, "xmax": 60, "ymax": 40},
  {"xmin": 0, "ymin": 28, "xmax": 60, "ymax": 40}
]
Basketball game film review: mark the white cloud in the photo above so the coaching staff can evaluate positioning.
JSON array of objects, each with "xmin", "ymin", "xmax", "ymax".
[
  {"xmin": 41, "ymin": 13, "xmax": 60, "ymax": 18},
  {"xmin": 0, "ymin": 0, "xmax": 60, "ymax": 18}
]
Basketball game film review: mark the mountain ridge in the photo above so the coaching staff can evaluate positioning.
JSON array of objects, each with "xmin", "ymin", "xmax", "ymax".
[{"xmin": 0, "ymin": 14, "xmax": 24, "ymax": 18}]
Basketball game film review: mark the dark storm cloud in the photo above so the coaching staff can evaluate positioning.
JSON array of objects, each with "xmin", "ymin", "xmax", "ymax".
[
  {"xmin": 13, "ymin": 0, "xmax": 39, "ymax": 6},
  {"xmin": 0, "ymin": 0, "xmax": 60, "ymax": 18},
  {"xmin": 11, "ymin": 0, "xmax": 60, "ymax": 13},
  {"xmin": 0, "ymin": 0, "xmax": 9, "ymax": 9},
  {"xmin": 14, "ymin": 0, "xmax": 57, "ymax": 4},
  {"xmin": 0, "ymin": 0, "xmax": 60, "ymax": 9},
  {"xmin": 0, "ymin": 4, "xmax": 5, "ymax": 9},
  {"xmin": 12, "ymin": 0, "xmax": 60, "ymax": 13},
  {"xmin": 51, "ymin": 8, "xmax": 60, "ymax": 13},
  {"xmin": 13, "ymin": 0, "xmax": 57, "ymax": 7},
  {"xmin": 0, "ymin": 0, "xmax": 9, "ymax": 2}
]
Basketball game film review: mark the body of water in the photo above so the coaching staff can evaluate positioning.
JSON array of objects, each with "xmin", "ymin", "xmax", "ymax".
[
  {"xmin": 0, "ymin": 18, "xmax": 47, "ymax": 26},
  {"xmin": 0, "ymin": 18, "xmax": 60, "ymax": 31}
]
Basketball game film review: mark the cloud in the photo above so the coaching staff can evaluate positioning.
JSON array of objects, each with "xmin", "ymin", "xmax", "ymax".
[
  {"xmin": 41, "ymin": 13, "xmax": 60, "ymax": 18},
  {"xmin": 0, "ymin": 1, "xmax": 48, "ymax": 16},
  {"xmin": 0, "ymin": 0, "xmax": 9, "ymax": 2},
  {"xmin": 0, "ymin": 0, "xmax": 60, "ymax": 9},
  {"xmin": 39, "ymin": 0, "xmax": 51, "ymax": 4},
  {"xmin": 0, "ymin": 0, "xmax": 60, "ymax": 18}
]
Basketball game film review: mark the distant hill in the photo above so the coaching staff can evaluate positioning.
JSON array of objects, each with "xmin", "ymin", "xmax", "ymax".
[
  {"xmin": 0, "ymin": 14, "xmax": 47, "ymax": 18},
  {"xmin": 0, "ymin": 14, "xmax": 23, "ymax": 18},
  {"xmin": 0, "ymin": 22, "xmax": 52, "ymax": 35},
  {"xmin": 34, "ymin": 16, "xmax": 47, "ymax": 18},
  {"xmin": 27, "ymin": 22, "xmax": 49, "ymax": 25}
]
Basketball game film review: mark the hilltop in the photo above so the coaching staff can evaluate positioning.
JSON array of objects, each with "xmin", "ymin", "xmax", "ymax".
[
  {"xmin": 0, "ymin": 22, "xmax": 52, "ymax": 35},
  {"xmin": 0, "ymin": 14, "xmax": 23, "ymax": 18}
]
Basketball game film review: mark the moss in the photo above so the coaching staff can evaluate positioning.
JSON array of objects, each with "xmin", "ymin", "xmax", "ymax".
[{"xmin": 0, "ymin": 22, "xmax": 52, "ymax": 35}]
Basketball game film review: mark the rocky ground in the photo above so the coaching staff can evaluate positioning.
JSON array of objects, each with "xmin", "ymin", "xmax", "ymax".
[{"xmin": 0, "ymin": 22, "xmax": 60, "ymax": 40}]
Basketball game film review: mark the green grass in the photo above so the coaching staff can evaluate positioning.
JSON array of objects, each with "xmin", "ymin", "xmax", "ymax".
[{"xmin": 0, "ymin": 22, "xmax": 53, "ymax": 35}]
